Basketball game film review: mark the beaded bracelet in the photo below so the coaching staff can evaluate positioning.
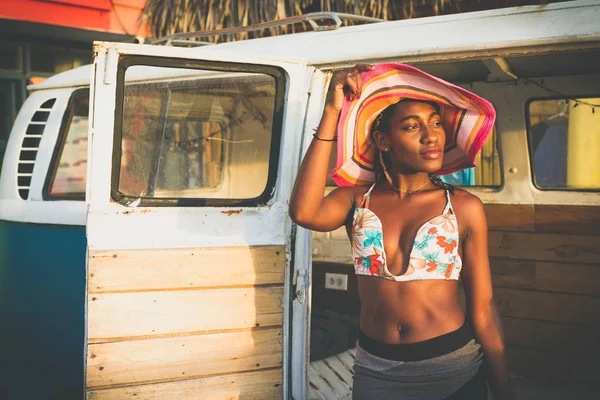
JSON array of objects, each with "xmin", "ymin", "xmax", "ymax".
[{"xmin": 313, "ymin": 133, "xmax": 337, "ymax": 142}]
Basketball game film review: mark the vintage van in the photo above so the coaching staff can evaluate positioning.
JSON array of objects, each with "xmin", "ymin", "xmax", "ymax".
[{"xmin": 1, "ymin": 1, "xmax": 599, "ymax": 399}]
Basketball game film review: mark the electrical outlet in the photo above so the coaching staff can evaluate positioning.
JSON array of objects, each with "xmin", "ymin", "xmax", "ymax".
[{"xmin": 325, "ymin": 273, "xmax": 348, "ymax": 291}]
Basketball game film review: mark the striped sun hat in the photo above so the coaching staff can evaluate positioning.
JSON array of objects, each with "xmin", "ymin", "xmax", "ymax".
[{"xmin": 330, "ymin": 63, "xmax": 496, "ymax": 186}]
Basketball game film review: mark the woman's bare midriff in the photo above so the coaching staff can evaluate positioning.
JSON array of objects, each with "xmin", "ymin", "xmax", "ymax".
[{"xmin": 358, "ymin": 276, "xmax": 465, "ymax": 344}]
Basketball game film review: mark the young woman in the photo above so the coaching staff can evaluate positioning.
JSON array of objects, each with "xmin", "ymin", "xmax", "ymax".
[{"xmin": 289, "ymin": 64, "xmax": 513, "ymax": 400}]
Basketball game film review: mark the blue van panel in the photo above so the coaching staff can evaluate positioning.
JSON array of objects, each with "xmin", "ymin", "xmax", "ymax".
[{"xmin": 0, "ymin": 220, "xmax": 86, "ymax": 400}]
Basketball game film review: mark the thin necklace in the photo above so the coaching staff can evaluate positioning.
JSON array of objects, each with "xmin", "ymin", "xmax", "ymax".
[{"xmin": 383, "ymin": 168, "xmax": 431, "ymax": 195}]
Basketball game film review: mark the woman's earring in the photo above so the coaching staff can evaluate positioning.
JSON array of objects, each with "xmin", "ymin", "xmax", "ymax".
[
  {"xmin": 379, "ymin": 150, "xmax": 386, "ymax": 168},
  {"xmin": 383, "ymin": 148, "xmax": 388, "ymax": 152},
  {"xmin": 379, "ymin": 150, "xmax": 393, "ymax": 186}
]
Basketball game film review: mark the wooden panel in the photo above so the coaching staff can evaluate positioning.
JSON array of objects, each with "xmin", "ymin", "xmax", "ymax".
[
  {"xmin": 494, "ymin": 288, "xmax": 600, "ymax": 326},
  {"xmin": 89, "ymin": 246, "xmax": 285, "ymax": 292},
  {"xmin": 87, "ymin": 328, "xmax": 283, "ymax": 389},
  {"xmin": 535, "ymin": 205, "xmax": 600, "ymax": 235},
  {"xmin": 483, "ymin": 204, "xmax": 600, "ymax": 235},
  {"xmin": 490, "ymin": 258, "xmax": 600, "ymax": 296},
  {"xmin": 484, "ymin": 204, "xmax": 534, "ymax": 232},
  {"xmin": 488, "ymin": 231, "xmax": 600, "ymax": 264},
  {"xmin": 312, "ymin": 235, "xmax": 353, "ymax": 264},
  {"xmin": 507, "ymin": 346, "xmax": 599, "ymax": 383},
  {"xmin": 87, "ymin": 369, "xmax": 283, "ymax": 400},
  {"xmin": 503, "ymin": 317, "xmax": 600, "ymax": 355},
  {"xmin": 88, "ymin": 286, "xmax": 284, "ymax": 341}
]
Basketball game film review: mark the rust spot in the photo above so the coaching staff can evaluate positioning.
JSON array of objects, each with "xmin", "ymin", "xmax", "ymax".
[
  {"xmin": 122, "ymin": 210, "xmax": 133, "ymax": 215},
  {"xmin": 274, "ymin": 384, "xmax": 281, "ymax": 388},
  {"xmin": 255, "ymin": 323, "xmax": 260, "ymax": 327},
  {"xmin": 90, "ymin": 353, "xmax": 97, "ymax": 359},
  {"xmin": 98, "ymin": 366, "xmax": 104, "ymax": 371},
  {"xmin": 91, "ymin": 297, "xmax": 97, "ymax": 301},
  {"xmin": 221, "ymin": 209, "xmax": 243, "ymax": 216},
  {"xmin": 255, "ymin": 363, "xmax": 260, "ymax": 367},
  {"xmin": 90, "ymin": 273, "xmax": 94, "ymax": 277},
  {"xmin": 112, "ymin": 254, "xmax": 117, "ymax": 258},
  {"xmin": 276, "ymin": 251, "xmax": 280, "ymax": 255},
  {"xmin": 140, "ymin": 208, "xmax": 151, "ymax": 214}
]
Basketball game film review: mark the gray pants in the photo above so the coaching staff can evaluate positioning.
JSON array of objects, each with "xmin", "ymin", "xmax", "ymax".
[{"xmin": 352, "ymin": 339, "xmax": 484, "ymax": 400}]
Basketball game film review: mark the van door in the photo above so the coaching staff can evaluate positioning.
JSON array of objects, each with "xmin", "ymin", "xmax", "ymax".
[{"xmin": 85, "ymin": 42, "xmax": 308, "ymax": 399}]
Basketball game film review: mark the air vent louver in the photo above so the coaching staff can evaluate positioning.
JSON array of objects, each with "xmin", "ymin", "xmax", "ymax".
[{"xmin": 17, "ymin": 98, "xmax": 56, "ymax": 200}]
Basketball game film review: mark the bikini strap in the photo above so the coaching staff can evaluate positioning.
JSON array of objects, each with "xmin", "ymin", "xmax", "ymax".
[
  {"xmin": 443, "ymin": 189, "xmax": 453, "ymax": 215},
  {"xmin": 359, "ymin": 183, "xmax": 377, "ymax": 208}
]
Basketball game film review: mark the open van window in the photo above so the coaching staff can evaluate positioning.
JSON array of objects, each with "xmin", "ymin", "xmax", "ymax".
[
  {"xmin": 527, "ymin": 97, "xmax": 600, "ymax": 191},
  {"xmin": 440, "ymin": 126, "xmax": 502, "ymax": 188},
  {"xmin": 113, "ymin": 60, "xmax": 285, "ymax": 207},
  {"xmin": 44, "ymin": 89, "xmax": 89, "ymax": 200}
]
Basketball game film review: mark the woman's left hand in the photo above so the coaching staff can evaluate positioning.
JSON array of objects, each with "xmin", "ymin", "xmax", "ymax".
[{"xmin": 325, "ymin": 64, "xmax": 373, "ymax": 111}]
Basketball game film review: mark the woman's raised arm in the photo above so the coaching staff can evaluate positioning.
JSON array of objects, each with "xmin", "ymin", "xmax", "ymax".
[{"xmin": 289, "ymin": 65, "xmax": 372, "ymax": 232}]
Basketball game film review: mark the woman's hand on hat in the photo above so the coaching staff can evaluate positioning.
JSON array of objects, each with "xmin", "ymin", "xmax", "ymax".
[{"xmin": 325, "ymin": 64, "xmax": 373, "ymax": 112}]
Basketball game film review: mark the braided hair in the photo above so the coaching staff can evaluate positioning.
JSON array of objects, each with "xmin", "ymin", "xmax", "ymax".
[{"xmin": 371, "ymin": 99, "xmax": 455, "ymax": 195}]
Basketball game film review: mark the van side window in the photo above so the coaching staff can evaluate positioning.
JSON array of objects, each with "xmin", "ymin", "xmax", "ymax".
[
  {"xmin": 45, "ymin": 90, "xmax": 89, "ymax": 200},
  {"xmin": 527, "ymin": 98, "xmax": 600, "ymax": 190},
  {"xmin": 115, "ymin": 64, "xmax": 284, "ymax": 206}
]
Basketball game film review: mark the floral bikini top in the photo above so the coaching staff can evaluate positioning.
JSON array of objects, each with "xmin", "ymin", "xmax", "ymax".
[{"xmin": 351, "ymin": 183, "xmax": 462, "ymax": 281}]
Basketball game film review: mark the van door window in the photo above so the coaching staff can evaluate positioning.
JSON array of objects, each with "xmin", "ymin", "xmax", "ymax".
[
  {"xmin": 115, "ymin": 63, "xmax": 284, "ymax": 206},
  {"xmin": 527, "ymin": 98, "xmax": 600, "ymax": 190},
  {"xmin": 45, "ymin": 90, "xmax": 89, "ymax": 200}
]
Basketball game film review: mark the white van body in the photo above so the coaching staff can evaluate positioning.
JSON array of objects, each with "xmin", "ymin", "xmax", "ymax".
[{"xmin": 1, "ymin": 1, "xmax": 599, "ymax": 399}]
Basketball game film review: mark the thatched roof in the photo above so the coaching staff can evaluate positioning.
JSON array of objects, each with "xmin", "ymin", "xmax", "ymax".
[{"xmin": 141, "ymin": 0, "xmax": 552, "ymax": 41}]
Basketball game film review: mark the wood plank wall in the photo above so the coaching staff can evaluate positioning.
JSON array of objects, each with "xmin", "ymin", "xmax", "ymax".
[
  {"xmin": 86, "ymin": 246, "xmax": 286, "ymax": 399},
  {"xmin": 485, "ymin": 204, "xmax": 600, "ymax": 384},
  {"xmin": 312, "ymin": 204, "xmax": 600, "ymax": 384}
]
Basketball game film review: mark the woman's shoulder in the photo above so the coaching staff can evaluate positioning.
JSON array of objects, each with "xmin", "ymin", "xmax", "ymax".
[
  {"xmin": 449, "ymin": 187, "xmax": 483, "ymax": 205},
  {"xmin": 449, "ymin": 188, "xmax": 486, "ymax": 225}
]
